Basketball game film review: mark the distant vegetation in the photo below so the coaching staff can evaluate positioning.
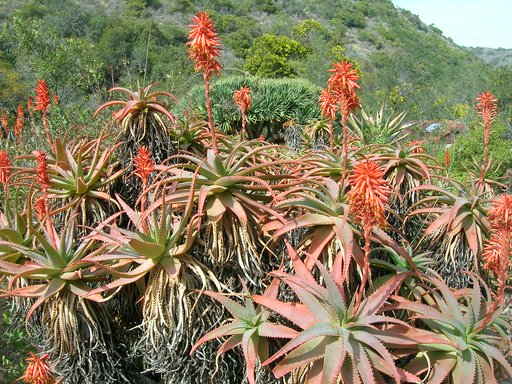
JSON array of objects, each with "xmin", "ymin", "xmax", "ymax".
[{"xmin": 0, "ymin": 0, "xmax": 511, "ymax": 123}]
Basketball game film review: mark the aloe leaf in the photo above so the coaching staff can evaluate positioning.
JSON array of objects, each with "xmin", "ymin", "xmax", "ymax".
[
  {"xmin": 217, "ymin": 334, "xmax": 243, "ymax": 356},
  {"xmin": 190, "ymin": 322, "xmax": 246, "ymax": 354},
  {"xmin": 253, "ymin": 295, "xmax": 315, "ymax": 329},
  {"xmin": 321, "ymin": 332, "xmax": 347, "ymax": 384},
  {"xmin": 257, "ymin": 323, "xmax": 297, "ymax": 339},
  {"xmin": 242, "ymin": 328, "xmax": 258, "ymax": 384},
  {"xmin": 359, "ymin": 273, "xmax": 408, "ymax": 317},
  {"xmin": 26, "ymin": 277, "xmax": 67, "ymax": 321},
  {"xmin": 128, "ymin": 239, "xmax": 165, "ymax": 259},
  {"xmin": 202, "ymin": 291, "xmax": 248, "ymax": 319},
  {"xmin": 266, "ymin": 322, "xmax": 338, "ymax": 366},
  {"xmin": 271, "ymin": 335, "xmax": 333, "ymax": 377}
]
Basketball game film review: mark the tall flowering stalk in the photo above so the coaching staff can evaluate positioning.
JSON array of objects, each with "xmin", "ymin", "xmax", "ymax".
[
  {"xmin": 349, "ymin": 159, "xmax": 390, "ymax": 311},
  {"xmin": 2, "ymin": 111, "xmax": 8, "ymax": 136},
  {"xmin": 326, "ymin": 60, "xmax": 360, "ymax": 183},
  {"xmin": 0, "ymin": 151, "xmax": 11, "ymax": 188},
  {"xmin": 233, "ymin": 86, "xmax": 251, "ymax": 140},
  {"xmin": 187, "ymin": 12, "xmax": 222, "ymax": 155},
  {"xmin": 479, "ymin": 194, "xmax": 512, "ymax": 330},
  {"xmin": 134, "ymin": 146, "xmax": 155, "ymax": 224},
  {"xmin": 35, "ymin": 79, "xmax": 53, "ymax": 149},
  {"xmin": 319, "ymin": 87, "xmax": 338, "ymax": 151},
  {"xmin": 475, "ymin": 91, "xmax": 498, "ymax": 191},
  {"xmin": 20, "ymin": 352, "xmax": 56, "ymax": 384},
  {"xmin": 34, "ymin": 151, "xmax": 56, "ymax": 247},
  {"xmin": 15, "ymin": 104, "xmax": 24, "ymax": 143},
  {"xmin": 27, "ymin": 96, "xmax": 35, "ymax": 114}
]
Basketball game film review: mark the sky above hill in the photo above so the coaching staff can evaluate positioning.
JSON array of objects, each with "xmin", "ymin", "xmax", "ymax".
[{"xmin": 391, "ymin": 0, "xmax": 512, "ymax": 49}]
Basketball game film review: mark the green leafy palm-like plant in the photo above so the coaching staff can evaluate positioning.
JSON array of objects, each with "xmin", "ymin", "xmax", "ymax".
[
  {"xmin": 191, "ymin": 277, "xmax": 297, "ymax": 384},
  {"xmin": 398, "ymin": 274, "xmax": 512, "ymax": 383},
  {"xmin": 254, "ymin": 250, "xmax": 427, "ymax": 384}
]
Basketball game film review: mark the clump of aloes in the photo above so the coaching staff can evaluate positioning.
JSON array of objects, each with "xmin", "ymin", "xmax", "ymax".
[
  {"xmin": 187, "ymin": 12, "xmax": 222, "ymax": 154},
  {"xmin": 252, "ymin": 246, "xmax": 427, "ymax": 383},
  {"xmin": 233, "ymin": 86, "xmax": 251, "ymax": 140}
]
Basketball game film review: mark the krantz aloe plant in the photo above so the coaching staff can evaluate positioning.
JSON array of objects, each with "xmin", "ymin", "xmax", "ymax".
[
  {"xmin": 191, "ymin": 278, "xmax": 297, "ymax": 384},
  {"xmin": 0, "ymin": 213, "xmax": 124, "ymax": 384},
  {"xmin": 156, "ymin": 142, "xmax": 298, "ymax": 286},
  {"xmin": 395, "ymin": 274, "xmax": 512, "ymax": 384},
  {"xmin": 249, "ymin": 246, "xmax": 439, "ymax": 384}
]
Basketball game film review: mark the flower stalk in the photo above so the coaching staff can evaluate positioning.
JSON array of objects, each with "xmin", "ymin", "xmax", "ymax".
[
  {"xmin": 349, "ymin": 159, "xmax": 390, "ymax": 312},
  {"xmin": 233, "ymin": 86, "xmax": 251, "ymax": 140},
  {"xmin": 35, "ymin": 80, "xmax": 53, "ymax": 150},
  {"xmin": 187, "ymin": 12, "xmax": 222, "ymax": 155}
]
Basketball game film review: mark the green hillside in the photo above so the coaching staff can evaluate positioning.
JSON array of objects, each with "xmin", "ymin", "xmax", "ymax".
[{"xmin": 0, "ymin": 0, "xmax": 507, "ymax": 121}]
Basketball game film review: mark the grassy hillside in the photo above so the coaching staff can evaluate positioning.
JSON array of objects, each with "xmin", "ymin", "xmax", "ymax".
[{"xmin": 469, "ymin": 47, "xmax": 512, "ymax": 67}]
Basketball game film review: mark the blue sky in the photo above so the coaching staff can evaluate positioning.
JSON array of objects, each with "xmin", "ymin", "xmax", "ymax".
[{"xmin": 391, "ymin": 0, "xmax": 512, "ymax": 49}]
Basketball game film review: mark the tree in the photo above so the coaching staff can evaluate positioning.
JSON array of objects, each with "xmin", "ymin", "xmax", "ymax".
[{"xmin": 243, "ymin": 34, "xmax": 307, "ymax": 78}]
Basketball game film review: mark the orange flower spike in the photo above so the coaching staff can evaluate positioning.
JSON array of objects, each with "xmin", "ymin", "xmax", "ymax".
[
  {"xmin": 35, "ymin": 80, "xmax": 51, "ymax": 115},
  {"xmin": 15, "ymin": 105, "xmax": 25, "ymax": 138},
  {"xmin": 27, "ymin": 96, "xmax": 35, "ymax": 112},
  {"xmin": 187, "ymin": 12, "xmax": 222, "ymax": 78},
  {"xmin": 134, "ymin": 146, "xmax": 155, "ymax": 187},
  {"xmin": 0, "ymin": 151, "xmax": 11, "ymax": 186},
  {"xmin": 233, "ymin": 86, "xmax": 251, "ymax": 114},
  {"xmin": 319, "ymin": 88, "xmax": 338, "ymax": 121},
  {"xmin": 34, "ymin": 151, "xmax": 50, "ymax": 190},
  {"xmin": 53, "ymin": 93, "xmax": 59, "ymax": 106},
  {"xmin": 488, "ymin": 194, "xmax": 512, "ymax": 231},
  {"xmin": 21, "ymin": 352, "xmax": 54, "ymax": 384},
  {"xmin": 348, "ymin": 159, "xmax": 390, "ymax": 227},
  {"xmin": 34, "ymin": 197, "xmax": 48, "ymax": 221},
  {"xmin": 475, "ymin": 91, "xmax": 498, "ymax": 120},
  {"xmin": 328, "ymin": 60, "xmax": 361, "ymax": 92}
]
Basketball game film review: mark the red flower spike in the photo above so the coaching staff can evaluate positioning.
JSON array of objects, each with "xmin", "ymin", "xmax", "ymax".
[
  {"xmin": 233, "ymin": 86, "xmax": 251, "ymax": 114},
  {"xmin": 34, "ymin": 197, "xmax": 48, "ymax": 221},
  {"xmin": 134, "ymin": 146, "xmax": 155, "ymax": 186},
  {"xmin": 348, "ymin": 159, "xmax": 390, "ymax": 228},
  {"xmin": 0, "ymin": 151, "xmax": 11, "ymax": 186},
  {"xmin": 488, "ymin": 194, "xmax": 512, "ymax": 234},
  {"xmin": 15, "ymin": 105, "xmax": 24, "ymax": 138},
  {"xmin": 34, "ymin": 151, "xmax": 50, "ymax": 190},
  {"xmin": 319, "ymin": 88, "xmax": 338, "ymax": 121},
  {"xmin": 328, "ymin": 60, "xmax": 360, "ymax": 92},
  {"xmin": 35, "ymin": 80, "xmax": 51, "ymax": 115},
  {"xmin": 21, "ymin": 352, "xmax": 55, "ymax": 384},
  {"xmin": 187, "ymin": 12, "xmax": 222, "ymax": 78},
  {"xmin": 479, "ymin": 193, "xmax": 512, "ymax": 328},
  {"xmin": 53, "ymin": 93, "xmax": 59, "ymax": 106},
  {"xmin": 27, "ymin": 96, "xmax": 35, "ymax": 112},
  {"xmin": 444, "ymin": 148, "xmax": 450, "ymax": 167}
]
